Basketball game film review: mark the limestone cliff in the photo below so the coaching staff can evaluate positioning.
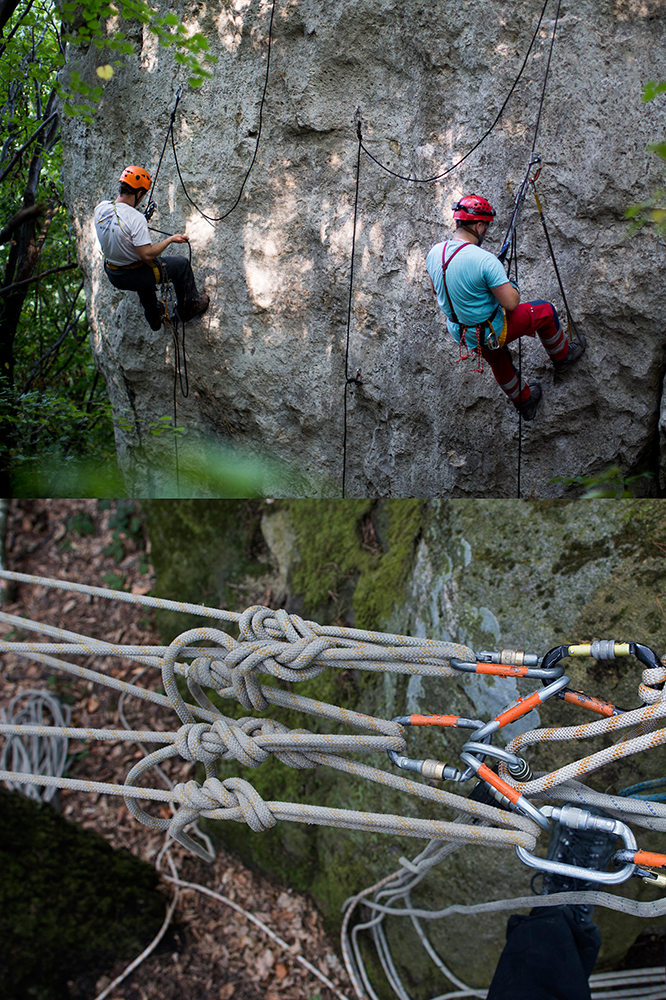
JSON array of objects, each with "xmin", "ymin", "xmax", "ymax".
[{"xmin": 62, "ymin": 1, "xmax": 666, "ymax": 496}]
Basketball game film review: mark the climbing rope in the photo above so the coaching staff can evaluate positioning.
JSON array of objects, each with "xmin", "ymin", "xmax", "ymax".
[
  {"xmin": 357, "ymin": 0, "xmax": 553, "ymax": 185},
  {"xmin": 1, "ymin": 569, "xmax": 665, "ymax": 999},
  {"xmin": 342, "ymin": 0, "xmax": 571, "ymax": 498},
  {"xmin": 0, "ymin": 688, "xmax": 70, "ymax": 803},
  {"xmin": 146, "ymin": 0, "xmax": 276, "ymax": 228}
]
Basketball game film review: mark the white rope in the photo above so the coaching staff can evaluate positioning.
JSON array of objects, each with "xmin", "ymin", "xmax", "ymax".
[
  {"xmin": 0, "ymin": 689, "xmax": 70, "ymax": 802},
  {"xmin": 2, "ymin": 568, "xmax": 665, "ymax": 1000}
]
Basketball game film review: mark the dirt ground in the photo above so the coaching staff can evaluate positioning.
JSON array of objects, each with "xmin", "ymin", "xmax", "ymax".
[{"xmin": 0, "ymin": 499, "xmax": 354, "ymax": 1000}]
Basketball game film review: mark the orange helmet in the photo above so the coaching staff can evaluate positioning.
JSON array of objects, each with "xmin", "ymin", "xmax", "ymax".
[{"xmin": 119, "ymin": 166, "xmax": 152, "ymax": 191}]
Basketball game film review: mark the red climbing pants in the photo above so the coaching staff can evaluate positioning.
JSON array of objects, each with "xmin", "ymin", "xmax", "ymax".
[{"xmin": 481, "ymin": 300, "xmax": 569, "ymax": 405}]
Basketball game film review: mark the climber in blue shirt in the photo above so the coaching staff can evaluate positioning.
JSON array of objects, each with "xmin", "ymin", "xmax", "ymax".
[{"xmin": 426, "ymin": 194, "xmax": 584, "ymax": 421}]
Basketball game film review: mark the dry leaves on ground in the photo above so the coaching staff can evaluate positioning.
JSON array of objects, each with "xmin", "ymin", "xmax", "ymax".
[{"xmin": 0, "ymin": 500, "xmax": 353, "ymax": 1000}]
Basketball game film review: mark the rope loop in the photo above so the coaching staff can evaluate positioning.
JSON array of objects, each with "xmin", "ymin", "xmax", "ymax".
[
  {"xmin": 639, "ymin": 664, "xmax": 666, "ymax": 705},
  {"xmin": 173, "ymin": 775, "xmax": 276, "ymax": 832}
]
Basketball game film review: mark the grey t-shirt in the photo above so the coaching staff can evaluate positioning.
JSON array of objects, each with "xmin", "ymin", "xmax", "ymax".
[{"xmin": 93, "ymin": 200, "xmax": 150, "ymax": 266}]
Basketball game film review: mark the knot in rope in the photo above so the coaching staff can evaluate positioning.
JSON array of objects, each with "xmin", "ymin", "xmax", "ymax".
[
  {"xmin": 173, "ymin": 775, "xmax": 276, "ymax": 832},
  {"xmin": 174, "ymin": 722, "xmax": 220, "ymax": 764},
  {"xmin": 227, "ymin": 607, "xmax": 337, "ymax": 710},
  {"xmin": 188, "ymin": 655, "xmax": 228, "ymax": 689}
]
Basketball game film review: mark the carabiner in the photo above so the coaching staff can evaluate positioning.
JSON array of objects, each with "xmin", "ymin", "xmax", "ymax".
[
  {"xmin": 460, "ymin": 752, "xmax": 550, "ymax": 830},
  {"xmin": 540, "ymin": 640, "xmax": 662, "ymax": 674},
  {"xmin": 461, "ymin": 741, "xmax": 532, "ymax": 782},
  {"xmin": 450, "ymin": 651, "xmax": 562, "ymax": 680},
  {"xmin": 472, "ymin": 675, "xmax": 569, "ymax": 742},
  {"xmin": 387, "ymin": 714, "xmax": 485, "ymax": 783},
  {"xmin": 515, "ymin": 805, "xmax": 637, "ymax": 885}
]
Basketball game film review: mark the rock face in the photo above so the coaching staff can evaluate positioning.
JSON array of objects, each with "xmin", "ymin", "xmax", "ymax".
[
  {"xmin": 62, "ymin": 1, "xmax": 666, "ymax": 496},
  {"xmin": 143, "ymin": 499, "xmax": 666, "ymax": 993}
]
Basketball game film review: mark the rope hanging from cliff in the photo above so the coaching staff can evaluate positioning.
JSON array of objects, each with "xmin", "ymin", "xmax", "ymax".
[
  {"xmin": 344, "ymin": 0, "xmax": 573, "ymax": 499},
  {"xmin": 358, "ymin": 0, "xmax": 552, "ymax": 185},
  {"xmin": 146, "ymin": 0, "xmax": 276, "ymax": 228},
  {"xmin": 341, "ymin": 112, "xmax": 363, "ymax": 498}
]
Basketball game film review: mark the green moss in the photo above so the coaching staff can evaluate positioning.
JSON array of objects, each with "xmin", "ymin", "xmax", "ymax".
[
  {"xmin": 0, "ymin": 788, "xmax": 165, "ymax": 1000},
  {"xmin": 141, "ymin": 500, "xmax": 266, "ymax": 639},
  {"xmin": 285, "ymin": 500, "xmax": 425, "ymax": 629}
]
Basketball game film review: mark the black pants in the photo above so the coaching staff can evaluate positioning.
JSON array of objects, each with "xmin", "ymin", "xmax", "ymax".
[
  {"xmin": 104, "ymin": 255, "xmax": 199, "ymax": 327},
  {"xmin": 486, "ymin": 906, "xmax": 602, "ymax": 1000}
]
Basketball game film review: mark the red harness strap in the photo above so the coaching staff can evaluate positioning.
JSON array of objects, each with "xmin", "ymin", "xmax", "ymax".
[
  {"xmin": 441, "ymin": 242, "xmax": 501, "ymax": 373},
  {"xmin": 441, "ymin": 243, "xmax": 485, "ymax": 370}
]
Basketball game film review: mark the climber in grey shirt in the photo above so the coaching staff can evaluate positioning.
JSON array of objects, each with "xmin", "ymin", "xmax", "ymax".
[{"xmin": 94, "ymin": 165, "xmax": 209, "ymax": 330}]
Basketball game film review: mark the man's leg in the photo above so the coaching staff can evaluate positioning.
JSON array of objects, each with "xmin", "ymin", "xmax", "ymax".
[
  {"xmin": 482, "ymin": 305, "xmax": 541, "ymax": 417},
  {"xmin": 104, "ymin": 262, "xmax": 162, "ymax": 330},
  {"xmin": 486, "ymin": 904, "xmax": 601, "ymax": 1000},
  {"xmin": 159, "ymin": 255, "xmax": 208, "ymax": 320}
]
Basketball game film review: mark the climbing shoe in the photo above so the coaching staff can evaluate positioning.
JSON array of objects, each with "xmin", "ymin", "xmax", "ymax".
[
  {"xmin": 146, "ymin": 302, "xmax": 165, "ymax": 331},
  {"xmin": 552, "ymin": 338, "xmax": 585, "ymax": 374},
  {"xmin": 515, "ymin": 380, "xmax": 542, "ymax": 421},
  {"xmin": 180, "ymin": 294, "xmax": 210, "ymax": 322},
  {"xmin": 533, "ymin": 808, "xmax": 618, "ymax": 922}
]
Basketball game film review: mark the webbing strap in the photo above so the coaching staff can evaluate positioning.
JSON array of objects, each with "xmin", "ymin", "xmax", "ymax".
[{"xmin": 441, "ymin": 242, "xmax": 501, "ymax": 351}]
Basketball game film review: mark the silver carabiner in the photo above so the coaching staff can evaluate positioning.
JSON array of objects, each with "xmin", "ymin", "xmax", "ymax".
[{"xmin": 515, "ymin": 804, "xmax": 638, "ymax": 885}]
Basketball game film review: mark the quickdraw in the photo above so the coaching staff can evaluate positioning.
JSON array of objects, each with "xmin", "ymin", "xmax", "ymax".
[{"xmin": 388, "ymin": 638, "xmax": 666, "ymax": 887}]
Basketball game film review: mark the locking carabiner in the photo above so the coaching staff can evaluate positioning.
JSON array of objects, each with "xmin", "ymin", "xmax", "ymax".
[
  {"xmin": 386, "ymin": 714, "xmax": 485, "ymax": 782},
  {"xmin": 515, "ymin": 805, "xmax": 638, "ymax": 884}
]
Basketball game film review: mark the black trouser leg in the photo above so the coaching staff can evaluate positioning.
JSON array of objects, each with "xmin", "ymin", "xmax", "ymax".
[
  {"xmin": 104, "ymin": 262, "xmax": 161, "ymax": 327},
  {"xmin": 158, "ymin": 255, "xmax": 199, "ymax": 313},
  {"xmin": 486, "ymin": 905, "xmax": 602, "ymax": 1000}
]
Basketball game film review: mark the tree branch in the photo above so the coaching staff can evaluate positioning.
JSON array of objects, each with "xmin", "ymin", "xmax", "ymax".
[
  {"xmin": 0, "ymin": 203, "xmax": 45, "ymax": 244},
  {"xmin": 0, "ymin": 262, "xmax": 78, "ymax": 294},
  {"xmin": 0, "ymin": 110, "xmax": 58, "ymax": 186},
  {"xmin": 0, "ymin": 0, "xmax": 22, "ymax": 35}
]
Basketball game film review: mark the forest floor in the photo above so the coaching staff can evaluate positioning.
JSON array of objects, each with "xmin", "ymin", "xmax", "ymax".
[{"xmin": 0, "ymin": 499, "xmax": 353, "ymax": 1000}]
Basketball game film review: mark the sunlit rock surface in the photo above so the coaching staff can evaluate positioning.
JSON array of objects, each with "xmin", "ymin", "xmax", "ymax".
[{"xmin": 62, "ymin": 1, "xmax": 666, "ymax": 496}]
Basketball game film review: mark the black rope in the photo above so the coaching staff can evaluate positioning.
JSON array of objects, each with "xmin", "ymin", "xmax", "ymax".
[
  {"xmin": 357, "ymin": 0, "xmax": 552, "ymax": 185},
  {"xmin": 144, "ymin": 87, "xmax": 183, "ymax": 221},
  {"xmin": 341, "ymin": 111, "xmax": 363, "ymax": 499},
  {"xmin": 512, "ymin": 0, "xmax": 561, "ymax": 499},
  {"xmin": 169, "ymin": 0, "xmax": 276, "ymax": 225},
  {"xmin": 532, "ymin": 0, "xmax": 562, "ymax": 154}
]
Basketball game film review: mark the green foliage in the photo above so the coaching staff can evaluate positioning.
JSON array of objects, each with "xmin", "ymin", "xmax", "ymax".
[
  {"xmin": 550, "ymin": 465, "xmax": 654, "ymax": 499},
  {"xmin": 56, "ymin": 0, "xmax": 216, "ymax": 118},
  {"xmin": 288, "ymin": 500, "xmax": 425, "ymax": 630},
  {"xmin": 626, "ymin": 81, "xmax": 666, "ymax": 232},
  {"xmin": 643, "ymin": 80, "xmax": 666, "ymax": 102},
  {"xmin": 0, "ymin": 379, "xmax": 121, "ymax": 496}
]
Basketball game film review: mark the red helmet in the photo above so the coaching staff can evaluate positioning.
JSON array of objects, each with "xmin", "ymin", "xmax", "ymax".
[
  {"xmin": 452, "ymin": 194, "xmax": 495, "ymax": 223},
  {"xmin": 119, "ymin": 166, "xmax": 152, "ymax": 191}
]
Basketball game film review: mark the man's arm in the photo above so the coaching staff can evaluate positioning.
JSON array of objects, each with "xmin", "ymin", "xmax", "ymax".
[
  {"xmin": 135, "ymin": 233, "xmax": 189, "ymax": 262},
  {"xmin": 491, "ymin": 281, "xmax": 520, "ymax": 311}
]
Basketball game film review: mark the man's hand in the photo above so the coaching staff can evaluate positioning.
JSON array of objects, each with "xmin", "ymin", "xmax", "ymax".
[{"xmin": 136, "ymin": 233, "xmax": 189, "ymax": 262}]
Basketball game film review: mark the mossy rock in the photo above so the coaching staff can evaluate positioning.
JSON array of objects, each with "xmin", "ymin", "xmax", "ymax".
[
  {"xmin": 0, "ymin": 788, "xmax": 166, "ymax": 1000},
  {"xmin": 142, "ymin": 499, "xmax": 666, "ymax": 995}
]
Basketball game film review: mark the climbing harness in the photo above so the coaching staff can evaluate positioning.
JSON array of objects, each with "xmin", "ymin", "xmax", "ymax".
[
  {"xmin": 1, "ymin": 569, "xmax": 665, "ymax": 999},
  {"xmin": 441, "ymin": 241, "xmax": 503, "ymax": 374}
]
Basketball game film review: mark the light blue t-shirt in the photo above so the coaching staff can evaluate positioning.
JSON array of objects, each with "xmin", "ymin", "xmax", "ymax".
[{"xmin": 425, "ymin": 239, "xmax": 509, "ymax": 349}]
